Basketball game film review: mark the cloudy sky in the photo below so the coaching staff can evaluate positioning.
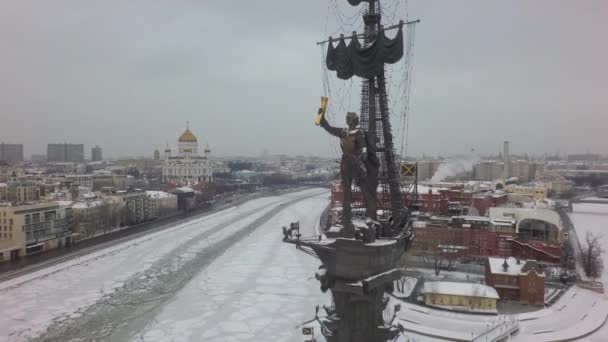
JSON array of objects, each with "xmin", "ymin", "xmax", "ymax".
[{"xmin": 0, "ymin": 0, "xmax": 606, "ymax": 159}]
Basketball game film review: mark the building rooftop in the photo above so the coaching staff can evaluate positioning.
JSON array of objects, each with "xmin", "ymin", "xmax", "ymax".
[
  {"xmin": 489, "ymin": 207, "xmax": 563, "ymax": 233},
  {"xmin": 178, "ymin": 128, "xmax": 198, "ymax": 143},
  {"xmin": 422, "ymin": 281, "xmax": 499, "ymax": 299},
  {"xmin": 6, "ymin": 202, "xmax": 61, "ymax": 214},
  {"xmin": 56, "ymin": 200, "xmax": 74, "ymax": 207},
  {"xmin": 146, "ymin": 191, "xmax": 175, "ymax": 199},
  {"xmin": 453, "ymin": 215, "xmax": 491, "ymax": 222},
  {"xmin": 174, "ymin": 186, "xmax": 194, "ymax": 193},
  {"xmin": 487, "ymin": 257, "xmax": 544, "ymax": 277},
  {"xmin": 72, "ymin": 201, "xmax": 105, "ymax": 209}
]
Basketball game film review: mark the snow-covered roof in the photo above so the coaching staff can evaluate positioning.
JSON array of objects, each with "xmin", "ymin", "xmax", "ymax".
[
  {"xmin": 422, "ymin": 281, "xmax": 499, "ymax": 299},
  {"xmin": 146, "ymin": 191, "xmax": 175, "ymax": 199},
  {"xmin": 174, "ymin": 186, "xmax": 194, "ymax": 193},
  {"xmin": 412, "ymin": 221, "xmax": 426, "ymax": 228},
  {"xmin": 488, "ymin": 257, "xmax": 524, "ymax": 275},
  {"xmin": 453, "ymin": 215, "xmax": 490, "ymax": 222},
  {"xmin": 487, "ymin": 257, "xmax": 544, "ymax": 276},
  {"xmin": 366, "ymin": 239, "xmax": 397, "ymax": 246},
  {"xmin": 491, "ymin": 218, "xmax": 516, "ymax": 226},
  {"xmin": 72, "ymin": 200, "xmax": 106, "ymax": 209},
  {"xmin": 56, "ymin": 200, "xmax": 74, "ymax": 207},
  {"xmin": 489, "ymin": 207, "xmax": 562, "ymax": 233},
  {"xmin": 415, "ymin": 184, "xmax": 445, "ymax": 194}
]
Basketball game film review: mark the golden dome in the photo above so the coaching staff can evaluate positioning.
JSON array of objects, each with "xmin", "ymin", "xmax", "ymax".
[{"xmin": 178, "ymin": 128, "xmax": 198, "ymax": 143}]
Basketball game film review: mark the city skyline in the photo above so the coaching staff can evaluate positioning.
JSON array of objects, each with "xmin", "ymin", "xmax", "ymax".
[
  {"xmin": 2, "ymin": 139, "xmax": 607, "ymax": 161},
  {"xmin": 1, "ymin": 0, "xmax": 607, "ymax": 158}
]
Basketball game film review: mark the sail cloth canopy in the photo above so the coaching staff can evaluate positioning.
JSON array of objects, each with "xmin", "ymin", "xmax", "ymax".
[
  {"xmin": 346, "ymin": 0, "xmax": 370, "ymax": 6},
  {"xmin": 326, "ymin": 25, "xmax": 404, "ymax": 80}
]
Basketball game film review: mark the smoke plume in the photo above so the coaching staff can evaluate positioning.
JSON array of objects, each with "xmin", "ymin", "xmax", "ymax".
[{"xmin": 430, "ymin": 155, "xmax": 480, "ymax": 182}]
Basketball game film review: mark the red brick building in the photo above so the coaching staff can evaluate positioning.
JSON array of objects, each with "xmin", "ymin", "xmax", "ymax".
[
  {"xmin": 485, "ymin": 257, "xmax": 545, "ymax": 306},
  {"xmin": 412, "ymin": 216, "xmax": 562, "ymax": 263},
  {"xmin": 329, "ymin": 181, "xmax": 508, "ymax": 217},
  {"xmin": 330, "ymin": 182, "xmax": 561, "ymax": 263},
  {"xmin": 413, "ymin": 216, "xmax": 517, "ymax": 259}
]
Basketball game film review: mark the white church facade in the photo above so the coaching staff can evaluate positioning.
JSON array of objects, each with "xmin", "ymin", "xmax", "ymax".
[{"xmin": 162, "ymin": 126, "xmax": 213, "ymax": 184}]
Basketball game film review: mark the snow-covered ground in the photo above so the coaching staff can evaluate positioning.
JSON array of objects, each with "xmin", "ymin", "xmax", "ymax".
[
  {"xmin": 386, "ymin": 203, "xmax": 608, "ymax": 342},
  {"xmin": 386, "ymin": 283, "xmax": 608, "ymax": 342},
  {"xmin": 393, "ymin": 277, "xmax": 418, "ymax": 299},
  {"xmin": 569, "ymin": 202, "xmax": 608, "ymax": 341},
  {"xmin": 0, "ymin": 189, "xmax": 330, "ymax": 342}
]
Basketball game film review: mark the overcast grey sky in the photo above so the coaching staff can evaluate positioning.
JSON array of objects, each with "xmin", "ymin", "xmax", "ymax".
[{"xmin": 0, "ymin": 0, "xmax": 606, "ymax": 159}]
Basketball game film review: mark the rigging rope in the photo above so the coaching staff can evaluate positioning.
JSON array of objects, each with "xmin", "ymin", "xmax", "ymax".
[
  {"xmin": 399, "ymin": 23, "xmax": 417, "ymax": 160},
  {"xmin": 320, "ymin": 0, "xmax": 417, "ymax": 160},
  {"xmin": 329, "ymin": 0, "xmax": 363, "ymax": 38}
]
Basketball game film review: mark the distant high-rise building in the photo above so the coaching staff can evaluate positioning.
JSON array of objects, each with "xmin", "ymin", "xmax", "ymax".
[
  {"xmin": 153, "ymin": 149, "xmax": 160, "ymax": 160},
  {"xmin": 502, "ymin": 141, "xmax": 510, "ymax": 180},
  {"xmin": 567, "ymin": 154, "xmax": 600, "ymax": 162},
  {"xmin": 91, "ymin": 145, "xmax": 103, "ymax": 161},
  {"xmin": 473, "ymin": 161, "xmax": 503, "ymax": 181},
  {"xmin": 47, "ymin": 143, "xmax": 85, "ymax": 162},
  {"xmin": 0, "ymin": 143, "xmax": 24, "ymax": 162}
]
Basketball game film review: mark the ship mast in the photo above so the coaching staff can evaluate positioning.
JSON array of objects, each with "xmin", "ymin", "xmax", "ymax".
[{"xmin": 360, "ymin": 0, "xmax": 404, "ymax": 236}]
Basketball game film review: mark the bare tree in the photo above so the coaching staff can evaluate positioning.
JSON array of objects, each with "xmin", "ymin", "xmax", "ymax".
[
  {"xmin": 395, "ymin": 250, "xmax": 413, "ymax": 293},
  {"xmin": 582, "ymin": 231, "xmax": 604, "ymax": 278},
  {"xmin": 416, "ymin": 229, "xmax": 462, "ymax": 276},
  {"xmin": 98, "ymin": 203, "xmax": 111, "ymax": 234},
  {"xmin": 108, "ymin": 202, "xmax": 123, "ymax": 228},
  {"xmin": 72, "ymin": 212, "xmax": 82, "ymax": 240}
]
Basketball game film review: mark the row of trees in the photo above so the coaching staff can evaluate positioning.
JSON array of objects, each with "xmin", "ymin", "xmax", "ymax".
[
  {"xmin": 72, "ymin": 202, "xmax": 128, "ymax": 240},
  {"xmin": 413, "ymin": 230, "xmax": 465, "ymax": 276}
]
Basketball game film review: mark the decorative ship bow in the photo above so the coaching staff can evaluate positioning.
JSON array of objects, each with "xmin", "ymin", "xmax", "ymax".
[{"xmin": 283, "ymin": 1, "xmax": 419, "ymax": 341}]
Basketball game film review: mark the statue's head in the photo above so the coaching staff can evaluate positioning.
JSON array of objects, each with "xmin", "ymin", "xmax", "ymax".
[{"xmin": 346, "ymin": 112, "xmax": 359, "ymax": 127}]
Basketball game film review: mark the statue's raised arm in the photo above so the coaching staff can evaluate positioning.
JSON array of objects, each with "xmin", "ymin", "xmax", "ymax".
[{"xmin": 318, "ymin": 110, "xmax": 346, "ymax": 138}]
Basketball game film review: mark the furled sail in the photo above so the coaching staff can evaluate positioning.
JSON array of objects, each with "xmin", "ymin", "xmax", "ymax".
[
  {"xmin": 346, "ymin": 0, "xmax": 369, "ymax": 6},
  {"xmin": 326, "ymin": 25, "xmax": 404, "ymax": 80}
]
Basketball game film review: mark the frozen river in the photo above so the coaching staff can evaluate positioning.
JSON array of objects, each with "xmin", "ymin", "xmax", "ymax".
[{"xmin": 0, "ymin": 188, "xmax": 330, "ymax": 342}]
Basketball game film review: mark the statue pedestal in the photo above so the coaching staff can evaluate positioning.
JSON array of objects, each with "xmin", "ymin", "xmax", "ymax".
[{"xmin": 306, "ymin": 233, "xmax": 409, "ymax": 342}]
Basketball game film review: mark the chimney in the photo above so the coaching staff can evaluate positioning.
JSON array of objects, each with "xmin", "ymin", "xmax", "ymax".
[{"xmin": 502, "ymin": 258, "xmax": 509, "ymax": 272}]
